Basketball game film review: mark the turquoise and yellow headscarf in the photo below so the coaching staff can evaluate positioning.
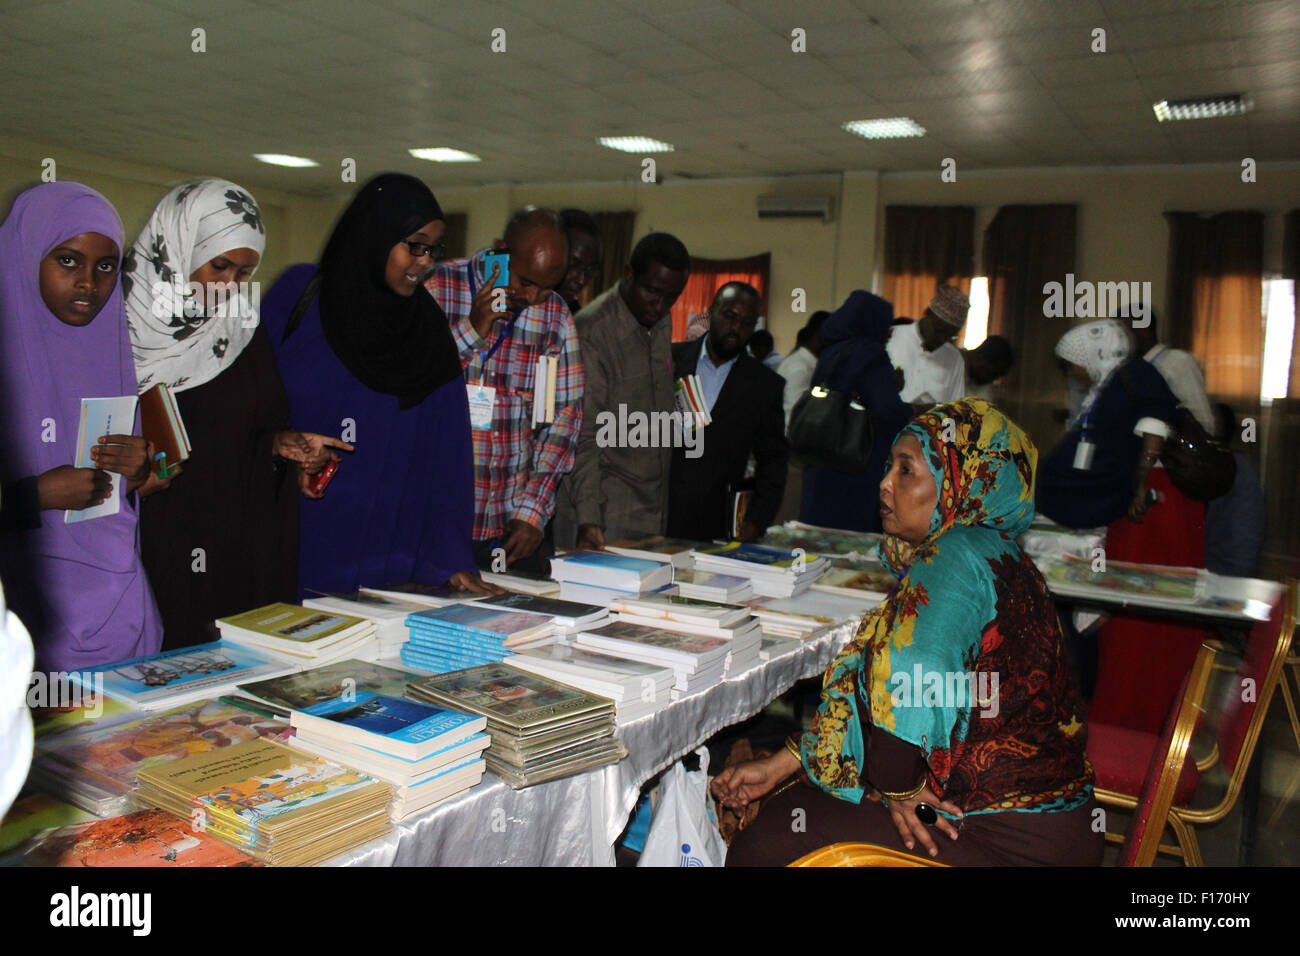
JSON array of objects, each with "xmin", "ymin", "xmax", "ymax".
[{"xmin": 799, "ymin": 399, "xmax": 1092, "ymax": 813}]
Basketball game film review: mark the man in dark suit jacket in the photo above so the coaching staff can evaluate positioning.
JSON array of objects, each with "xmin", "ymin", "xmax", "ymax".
[{"xmin": 668, "ymin": 282, "xmax": 788, "ymax": 542}]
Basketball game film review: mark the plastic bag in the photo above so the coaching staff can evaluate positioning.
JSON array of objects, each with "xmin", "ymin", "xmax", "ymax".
[{"xmin": 637, "ymin": 747, "xmax": 727, "ymax": 867}]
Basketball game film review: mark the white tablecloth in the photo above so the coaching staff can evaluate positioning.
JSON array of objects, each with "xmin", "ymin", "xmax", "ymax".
[{"xmin": 326, "ymin": 618, "xmax": 857, "ymax": 867}]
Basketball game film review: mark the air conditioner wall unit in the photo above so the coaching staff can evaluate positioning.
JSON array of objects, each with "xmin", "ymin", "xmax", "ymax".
[{"xmin": 756, "ymin": 195, "xmax": 835, "ymax": 221}]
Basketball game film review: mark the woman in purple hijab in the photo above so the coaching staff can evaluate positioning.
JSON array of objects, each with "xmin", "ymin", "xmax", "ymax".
[{"xmin": 0, "ymin": 182, "xmax": 162, "ymax": 672}]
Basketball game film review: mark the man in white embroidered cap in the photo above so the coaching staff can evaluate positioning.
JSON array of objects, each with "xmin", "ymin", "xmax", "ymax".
[{"xmin": 887, "ymin": 284, "xmax": 970, "ymax": 407}]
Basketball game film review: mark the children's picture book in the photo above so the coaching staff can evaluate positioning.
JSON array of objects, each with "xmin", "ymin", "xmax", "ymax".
[
  {"xmin": 8, "ymin": 809, "xmax": 261, "ymax": 867},
  {"xmin": 66, "ymin": 395, "xmax": 138, "ymax": 523}
]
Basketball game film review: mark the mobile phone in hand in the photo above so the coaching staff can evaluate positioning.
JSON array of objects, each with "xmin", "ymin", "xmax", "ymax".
[
  {"xmin": 483, "ymin": 251, "xmax": 510, "ymax": 288},
  {"xmin": 307, "ymin": 459, "xmax": 339, "ymax": 496}
]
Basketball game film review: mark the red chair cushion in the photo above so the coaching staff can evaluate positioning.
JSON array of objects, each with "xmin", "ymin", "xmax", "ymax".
[{"xmin": 1088, "ymin": 722, "xmax": 1201, "ymax": 805}]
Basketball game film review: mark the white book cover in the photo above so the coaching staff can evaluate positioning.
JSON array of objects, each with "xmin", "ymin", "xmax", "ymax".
[{"xmin": 66, "ymin": 395, "xmax": 139, "ymax": 523}]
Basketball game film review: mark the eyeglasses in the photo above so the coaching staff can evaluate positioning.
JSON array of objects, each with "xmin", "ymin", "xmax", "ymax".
[{"xmin": 401, "ymin": 239, "xmax": 445, "ymax": 260}]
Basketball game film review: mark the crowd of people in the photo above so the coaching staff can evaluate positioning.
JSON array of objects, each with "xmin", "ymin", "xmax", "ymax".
[{"xmin": 0, "ymin": 171, "xmax": 1266, "ymax": 864}]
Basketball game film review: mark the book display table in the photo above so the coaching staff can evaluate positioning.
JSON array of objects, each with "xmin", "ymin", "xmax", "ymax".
[{"xmin": 328, "ymin": 610, "xmax": 862, "ymax": 867}]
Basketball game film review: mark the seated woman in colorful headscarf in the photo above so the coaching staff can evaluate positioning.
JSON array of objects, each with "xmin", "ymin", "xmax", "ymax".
[
  {"xmin": 0, "ymin": 182, "xmax": 161, "ymax": 672},
  {"xmin": 125, "ymin": 180, "xmax": 350, "ymax": 649},
  {"xmin": 715, "ymin": 399, "xmax": 1100, "ymax": 866},
  {"xmin": 261, "ymin": 173, "xmax": 488, "ymax": 596},
  {"xmin": 1037, "ymin": 319, "xmax": 1204, "ymax": 735}
]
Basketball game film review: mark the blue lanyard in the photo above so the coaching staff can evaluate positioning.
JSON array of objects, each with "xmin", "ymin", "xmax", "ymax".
[{"xmin": 466, "ymin": 261, "xmax": 519, "ymax": 371}]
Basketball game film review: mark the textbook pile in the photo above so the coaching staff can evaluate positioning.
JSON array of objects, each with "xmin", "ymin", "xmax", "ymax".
[
  {"xmin": 506, "ymin": 644, "xmax": 674, "ymax": 723},
  {"xmin": 136, "ymin": 738, "xmax": 392, "ymax": 866},
  {"xmin": 302, "ymin": 591, "xmax": 441, "ymax": 659},
  {"xmin": 466, "ymin": 591, "xmax": 608, "ymax": 637},
  {"xmin": 548, "ymin": 550, "xmax": 674, "ymax": 605},
  {"xmin": 217, "ymin": 603, "xmax": 377, "ymax": 665},
  {"xmin": 573, "ymin": 622, "xmax": 731, "ymax": 696},
  {"xmin": 406, "ymin": 663, "xmax": 625, "ymax": 788},
  {"xmin": 671, "ymin": 568, "xmax": 753, "ymax": 603},
  {"xmin": 691, "ymin": 543, "xmax": 829, "ymax": 598},
  {"xmin": 289, "ymin": 692, "xmax": 489, "ymax": 822},
  {"xmin": 401, "ymin": 604, "xmax": 555, "ymax": 673},
  {"xmin": 607, "ymin": 593, "xmax": 762, "ymax": 676}
]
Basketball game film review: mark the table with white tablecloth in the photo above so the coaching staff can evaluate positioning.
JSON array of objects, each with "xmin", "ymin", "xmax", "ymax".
[{"xmin": 327, "ymin": 612, "xmax": 862, "ymax": 867}]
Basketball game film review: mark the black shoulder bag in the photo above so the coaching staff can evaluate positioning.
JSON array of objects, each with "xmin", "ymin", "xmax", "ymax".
[{"xmin": 787, "ymin": 346, "xmax": 876, "ymax": 474}]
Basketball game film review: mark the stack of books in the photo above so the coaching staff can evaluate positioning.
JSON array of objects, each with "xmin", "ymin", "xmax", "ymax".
[
  {"xmin": 606, "ymin": 593, "xmax": 763, "ymax": 676},
  {"xmin": 139, "ymin": 382, "xmax": 191, "ymax": 475},
  {"xmin": 69, "ymin": 641, "xmax": 297, "ymax": 712},
  {"xmin": 401, "ymin": 604, "xmax": 555, "ymax": 674},
  {"xmin": 29, "ymin": 699, "xmax": 289, "ymax": 816},
  {"xmin": 359, "ymin": 582, "xmax": 475, "ymax": 608},
  {"xmin": 743, "ymin": 599, "xmax": 837, "ymax": 639},
  {"xmin": 302, "ymin": 591, "xmax": 440, "ymax": 659},
  {"xmin": 217, "ymin": 603, "xmax": 377, "ymax": 666},
  {"xmin": 506, "ymin": 644, "xmax": 674, "ymax": 723},
  {"xmin": 466, "ymin": 591, "xmax": 607, "ymax": 638},
  {"xmin": 671, "ymin": 568, "xmax": 753, "ymax": 603},
  {"xmin": 691, "ymin": 542, "xmax": 829, "ymax": 598},
  {"xmin": 478, "ymin": 569, "xmax": 561, "ymax": 596},
  {"xmin": 136, "ymin": 738, "xmax": 392, "ymax": 866},
  {"xmin": 406, "ymin": 663, "xmax": 626, "ymax": 789},
  {"xmin": 760, "ymin": 635, "xmax": 804, "ymax": 662},
  {"xmin": 549, "ymin": 550, "xmax": 674, "ymax": 605},
  {"xmin": 289, "ymin": 692, "xmax": 489, "ymax": 822},
  {"xmin": 604, "ymin": 536, "xmax": 703, "ymax": 570},
  {"xmin": 235, "ymin": 659, "xmax": 421, "ymax": 716},
  {"xmin": 573, "ymin": 622, "xmax": 731, "ymax": 697}
]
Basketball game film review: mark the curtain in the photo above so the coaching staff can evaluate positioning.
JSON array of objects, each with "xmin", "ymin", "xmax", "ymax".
[
  {"xmin": 582, "ymin": 210, "xmax": 636, "ymax": 307},
  {"xmin": 981, "ymin": 204, "xmax": 1078, "ymax": 450},
  {"xmin": 670, "ymin": 253, "xmax": 771, "ymax": 341},
  {"xmin": 882, "ymin": 205, "xmax": 975, "ymax": 319},
  {"xmin": 1164, "ymin": 211, "xmax": 1264, "ymax": 401}
]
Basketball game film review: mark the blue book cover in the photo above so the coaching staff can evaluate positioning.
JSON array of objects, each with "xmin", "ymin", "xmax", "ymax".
[
  {"xmin": 73, "ymin": 641, "xmax": 291, "ymax": 706},
  {"xmin": 301, "ymin": 691, "xmax": 480, "ymax": 745},
  {"xmin": 554, "ymin": 551, "xmax": 661, "ymax": 574}
]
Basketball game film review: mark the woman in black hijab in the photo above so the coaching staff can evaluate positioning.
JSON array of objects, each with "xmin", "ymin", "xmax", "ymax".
[{"xmin": 264, "ymin": 173, "xmax": 488, "ymax": 597}]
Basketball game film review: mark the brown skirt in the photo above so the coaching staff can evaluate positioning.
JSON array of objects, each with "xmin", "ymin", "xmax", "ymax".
[{"xmin": 725, "ymin": 781, "xmax": 1103, "ymax": 867}]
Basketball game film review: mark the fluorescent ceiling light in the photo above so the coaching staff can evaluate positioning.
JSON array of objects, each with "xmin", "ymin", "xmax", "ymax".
[
  {"xmin": 409, "ymin": 147, "xmax": 481, "ymax": 162},
  {"xmin": 841, "ymin": 118, "xmax": 926, "ymax": 139},
  {"xmin": 599, "ymin": 136, "xmax": 675, "ymax": 153},
  {"xmin": 1153, "ymin": 94, "xmax": 1252, "ymax": 122},
  {"xmin": 252, "ymin": 153, "xmax": 319, "ymax": 167}
]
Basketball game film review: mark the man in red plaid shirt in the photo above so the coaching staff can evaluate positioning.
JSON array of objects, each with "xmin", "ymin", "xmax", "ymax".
[{"xmin": 427, "ymin": 207, "xmax": 584, "ymax": 570}]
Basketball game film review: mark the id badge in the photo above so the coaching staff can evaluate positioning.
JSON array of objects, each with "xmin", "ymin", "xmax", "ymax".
[
  {"xmin": 1072, "ymin": 438, "xmax": 1096, "ymax": 471},
  {"xmin": 467, "ymin": 382, "xmax": 496, "ymax": 430}
]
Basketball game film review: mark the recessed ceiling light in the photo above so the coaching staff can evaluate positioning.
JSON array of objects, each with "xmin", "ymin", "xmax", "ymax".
[
  {"xmin": 598, "ymin": 136, "xmax": 675, "ymax": 153},
  {"xmin": 841, "ymin": 118, "xmax": 927, "ymax": 140},
  {"xmin": 252, "ymin": 153, "xmax": 319, "ymax": 167},
  {"xmin": 409, "ymin": 147, "xmax": 481, "ymax": 162},
  {"xmin": 1153, "ymin": 94, "xmax": 1253, "ymax": 122}
]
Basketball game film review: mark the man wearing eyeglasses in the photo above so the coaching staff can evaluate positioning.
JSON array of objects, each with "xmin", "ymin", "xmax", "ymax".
[
  {"xmin": 886, "ymin": 284, "xmax": 969, "ymax": 407},
  {"xmin": 427, "ymin": 206, "xmax": 584, "ymax": 572}
]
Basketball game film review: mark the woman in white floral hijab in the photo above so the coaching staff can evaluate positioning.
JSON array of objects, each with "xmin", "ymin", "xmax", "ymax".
[{"xmin": 127, "ymin": 180, "xmax": 351, "ymax": 651}]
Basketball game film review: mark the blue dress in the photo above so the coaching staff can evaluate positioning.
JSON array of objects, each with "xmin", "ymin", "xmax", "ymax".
[{"xmin": 262, "ymin": 265, "xmax": 476, "ymax": 597}]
